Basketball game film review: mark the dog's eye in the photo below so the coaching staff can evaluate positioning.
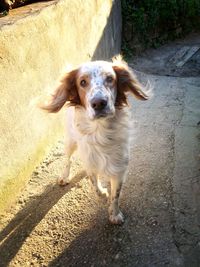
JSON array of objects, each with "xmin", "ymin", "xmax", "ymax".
[
  {"xmin": 106, "ymin": 76, "xmax": 114, "ymax": 83},
  {"xmin": 80, "ymin": 79, "xmax": 87, "ymax": 87}
]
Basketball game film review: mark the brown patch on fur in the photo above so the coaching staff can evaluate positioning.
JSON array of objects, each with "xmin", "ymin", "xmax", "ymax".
[
  {"xmin": 40, "ymin": 69, "xmax": 81, "ymax": 113},
  {"xmin": 76, "ymin": 75, "xmax": 91, "ymax": 108},
  {"xmin": 113, "ymin": 64, "xmax": 148, "ymax": 107}
]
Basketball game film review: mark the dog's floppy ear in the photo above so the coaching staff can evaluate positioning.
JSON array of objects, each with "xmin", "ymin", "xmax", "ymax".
[
  {"xmin": 112, "ymin": 58, "xmax": 148, "ymax": 106},
  {"xmin": 40, "ymin": 69, "xmax": 80, "ymax": 113}
]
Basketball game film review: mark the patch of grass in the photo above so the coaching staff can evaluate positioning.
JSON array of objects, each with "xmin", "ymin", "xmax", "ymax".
[
  {"xmin": 122, "ymin": 0, "xmax": 200, "ymax": 57},
  {"xmin": 0, "ymin": 10, "xmax": 9, "ymax": 17}
]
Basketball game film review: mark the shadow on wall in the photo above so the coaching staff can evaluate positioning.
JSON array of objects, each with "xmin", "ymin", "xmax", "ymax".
[{"xmin": 91, "ymin": 0, "xmax": 121, "ymax": 61}]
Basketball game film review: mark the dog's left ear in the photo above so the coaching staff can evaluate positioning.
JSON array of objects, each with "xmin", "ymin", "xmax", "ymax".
[{"xmin": 112, "ymin": 61, "xmax": 148, "ymax": 106}]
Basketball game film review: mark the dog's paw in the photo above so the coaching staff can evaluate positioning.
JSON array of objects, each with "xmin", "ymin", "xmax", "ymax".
[
  {"xmin": 109, "ymin": 211, "xmax": 124, "ymax": 225},
  {"xmin": 57, "ymin": 176, "xmax": 70, "ymax": 186}
]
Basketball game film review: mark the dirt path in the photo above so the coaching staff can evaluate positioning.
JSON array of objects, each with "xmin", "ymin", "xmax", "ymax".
[{"xmin": 0, "ymin": 35, "xmax": 200, "ymax": 267}]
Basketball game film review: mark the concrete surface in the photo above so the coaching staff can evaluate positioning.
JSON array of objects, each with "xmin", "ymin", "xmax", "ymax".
[
  {"xmin": 130, "ymin": 33, "xmax": 200, "ymax": 77},
  {"xmin": 0, "ymin": 36, "xmax": 199, "ymax": 266},
  {"xmin": 0, "ymin": 0, "xmax": 121, "ymax": 213}
]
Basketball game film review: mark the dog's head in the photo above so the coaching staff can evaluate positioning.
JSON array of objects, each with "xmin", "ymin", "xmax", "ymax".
[{"xmin": 41, "ymin": 59, "xmax": 148, "ymax": 120}]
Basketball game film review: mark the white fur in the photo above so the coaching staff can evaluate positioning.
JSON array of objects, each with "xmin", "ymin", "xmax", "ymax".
[
  {"xmin": 58, "ymin": 106, "xmax": 131, "ymax": 224},
  {"xmin": 66, "ymin": 106, "xmax": 130, "ymax": 177}
]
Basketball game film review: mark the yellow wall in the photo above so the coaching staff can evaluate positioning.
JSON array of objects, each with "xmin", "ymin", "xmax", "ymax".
[{"xmin": 0, "ymin": 0, "xmax": 121, "ymax": 213}]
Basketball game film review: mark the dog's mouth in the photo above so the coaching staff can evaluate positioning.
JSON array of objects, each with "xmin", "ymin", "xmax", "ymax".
[
  {"xmin": 93, "ymin": 110, "xmax": 115, "ymax": 120},
  {"xmin": 95, "ymin": 113, "xmax": 107, "ymax": 119}
]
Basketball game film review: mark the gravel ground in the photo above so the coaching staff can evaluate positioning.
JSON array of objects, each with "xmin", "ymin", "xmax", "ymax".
[{"xmin": 0, "ymin": 35, "xmax": 200, "ymax": 267}]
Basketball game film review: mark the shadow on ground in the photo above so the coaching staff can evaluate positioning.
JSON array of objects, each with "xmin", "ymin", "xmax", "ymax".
[
  {"xmin": 48, "ymin": 219, "xmax": 132, "ymax": 267},
  {"xmin": 0, "ymin": 171, "xmax": 85, "ymax": 267}
]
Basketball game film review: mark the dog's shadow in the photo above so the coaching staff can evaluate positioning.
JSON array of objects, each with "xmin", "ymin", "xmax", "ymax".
[
  {"xmin": 0, "ymin": 171, "xmax": 86, "ymax": 267},
  {"xmin": 48, "ymin": 214, "xmax": 132, "ymax": 267}
]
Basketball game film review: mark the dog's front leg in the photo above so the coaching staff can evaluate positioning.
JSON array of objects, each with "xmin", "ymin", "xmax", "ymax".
[
  {"xmin": 109, "ymin": 175, "xmax": 125, "ymax": 225},
  {"xmin": 58, "ymin": 142, "xmax": 76, "ymax": 186}
]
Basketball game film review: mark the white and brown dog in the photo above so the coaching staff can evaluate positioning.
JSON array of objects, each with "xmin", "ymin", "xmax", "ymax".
[{"xmin": 42, "ymin": 58, "xmax": 148, "ymax": 224}]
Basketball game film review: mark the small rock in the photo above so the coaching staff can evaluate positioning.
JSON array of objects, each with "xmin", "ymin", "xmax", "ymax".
[
  {"xmin": 115, "ymin": 253, "xmax": 120, "ymax": 260},
  {"xmin": 18, "ymin": 199, "xmax": 24, "ymax": 204}
]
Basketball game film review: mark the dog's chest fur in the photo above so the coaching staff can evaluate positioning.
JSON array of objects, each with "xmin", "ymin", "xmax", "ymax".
[{"xmin": 71, "ymin": 107, "xmax": 131, "ymax": 177}]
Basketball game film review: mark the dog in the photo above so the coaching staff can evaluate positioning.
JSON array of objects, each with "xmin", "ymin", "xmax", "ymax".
[{"xmin": 41, "ymin": 58, "xmax": 149, "ymax": 224}]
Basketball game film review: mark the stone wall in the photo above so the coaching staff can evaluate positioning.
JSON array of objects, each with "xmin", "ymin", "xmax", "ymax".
[{"xmin": 0, "ymin": 0, "xmax": 121, "ymax": 213}]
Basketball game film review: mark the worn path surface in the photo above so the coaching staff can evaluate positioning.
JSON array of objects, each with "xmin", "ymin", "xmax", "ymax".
[{"xmin": 0, "ymin": 35, "xmax": 200, "ymax": 267}]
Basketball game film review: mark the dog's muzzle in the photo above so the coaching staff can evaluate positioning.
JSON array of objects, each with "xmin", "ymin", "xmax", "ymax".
[
  {"xmin": 91, "ymin": 97, "xmax": 107, "ymax": 111},
  {"xmin": 90, "ymin": 96, "xmax": 108, "ymax": 118},
  {"xmin": 88, "ymin": 86, "xmax": 115, "ymax": 119}
]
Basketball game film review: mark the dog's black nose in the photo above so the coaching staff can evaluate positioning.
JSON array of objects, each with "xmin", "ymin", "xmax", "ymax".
[{"xmin": 91, "ymin": 98, "xmax": 107, "ymax": 111}]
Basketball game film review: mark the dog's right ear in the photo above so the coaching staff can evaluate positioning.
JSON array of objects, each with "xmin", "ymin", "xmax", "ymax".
[{"xmin": 40, "ymin": 69, "xmax": 80, "ymax": 113}]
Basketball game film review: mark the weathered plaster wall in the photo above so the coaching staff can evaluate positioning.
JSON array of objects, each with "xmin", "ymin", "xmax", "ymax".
[{"xmin": 0, "ymin": 0, "xmax": 121, "ymax": 213}]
